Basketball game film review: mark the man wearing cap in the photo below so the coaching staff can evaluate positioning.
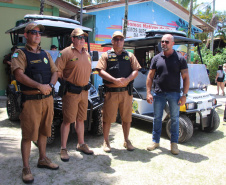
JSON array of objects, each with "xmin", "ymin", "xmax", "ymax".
[
  {"xmin": 55, "ymin": 28, "xmax": 93, "ymax": 162},
  {"xmin": 96, "ymin": 31, "xmax": 141, "ymax": 152},
  {"xmin": 11, "ymin": 22, "xmax": 59, "ymax": 183},
  {"xmin": 50, "ymin": 45, "xmax": 58, "ymax": 50}
]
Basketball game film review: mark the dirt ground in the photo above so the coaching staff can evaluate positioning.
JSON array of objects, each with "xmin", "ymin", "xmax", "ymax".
[{"xmin": 0, "ymin": 85, "xmax": 225, "ymax": 185}]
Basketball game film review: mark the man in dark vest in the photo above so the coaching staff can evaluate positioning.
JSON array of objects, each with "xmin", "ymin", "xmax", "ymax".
[
  {"xmin": 96, "ymin": 31, "xmax": 141, "ymax": 152},
  {"xmin": 11, "ymin": 22, "xmax": 59, "ymax": 184}
]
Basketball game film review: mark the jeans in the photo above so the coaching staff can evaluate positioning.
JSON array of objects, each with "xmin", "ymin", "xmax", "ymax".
[{"xmin": 152, "ymin": 92, "xmax": 180, "ymax": 143}]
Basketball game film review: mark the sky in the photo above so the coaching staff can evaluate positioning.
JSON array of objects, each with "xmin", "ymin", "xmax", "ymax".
[{"xmin": 196, "ymin": 0, "xmax": 226, "ymax": 12}]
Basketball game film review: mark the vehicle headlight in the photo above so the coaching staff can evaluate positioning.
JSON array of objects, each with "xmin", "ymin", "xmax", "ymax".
[
  {"xmin": 185, "ymin": 102, "xmax": 197, "ymax": 110},
  {"xmin": 89, "ymin": 84, "xmax": 98, "ymax": 97}
]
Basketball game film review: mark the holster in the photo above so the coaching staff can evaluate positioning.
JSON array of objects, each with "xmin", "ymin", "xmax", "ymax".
[
  {"xmin": 58, "ymin": 78, "xmax": 67, "ymax": 98},
  {"xmin": 98, "ymin": 85, "xmax": 105, "ymax": 100},
  {"xmin": 66, "ymin": 81, "xmax": 91, "ymax": 95},
  {"xmin": 127, "ymin": 82, "xmax": 133, "ymax": 96}
]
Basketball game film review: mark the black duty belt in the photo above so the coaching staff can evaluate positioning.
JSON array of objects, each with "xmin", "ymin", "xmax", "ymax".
[
  {"xmin": 22, "ymin": 93, "xmax": 52, "ymax": 101},
  {"xmin": 105, "ymin": 87, "xmax": 128, "ymax": 92},
  {"xmin": 67, "ymin": 83, "xmax": 90, "ymax": 94}
]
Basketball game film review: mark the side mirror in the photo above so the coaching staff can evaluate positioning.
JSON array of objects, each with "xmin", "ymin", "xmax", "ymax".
[{"xmin": 92, "ymin": 51, "xmax": 99, "ymax": 61}]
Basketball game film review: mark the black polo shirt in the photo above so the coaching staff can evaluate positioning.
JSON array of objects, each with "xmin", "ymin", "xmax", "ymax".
[{"xmin": 150, "ymin": 50, "xmax": 188, "ymax": 93}]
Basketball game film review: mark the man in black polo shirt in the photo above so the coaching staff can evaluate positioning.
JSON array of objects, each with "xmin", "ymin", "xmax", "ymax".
[{"xmin": 146, "ymin": 34, "xmax": 189, "ymax": 155}]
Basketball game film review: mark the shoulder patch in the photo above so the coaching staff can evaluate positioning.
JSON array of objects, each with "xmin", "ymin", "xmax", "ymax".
[
  {"xmin": 12, "ymin": 53, "xmax": 19, "ymax": 58},
  {"xmin": 44, "ymin": 57, "xmax": 48, "ymax": 64},
  {"xmin": 58, "ymin": 53, "xmax": 62, "ymax": 58}
]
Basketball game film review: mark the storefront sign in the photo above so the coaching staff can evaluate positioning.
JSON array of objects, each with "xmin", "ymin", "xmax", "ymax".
[{"xmin": 122, "ymin": 20, "xmax": 175, "ymax": 38}]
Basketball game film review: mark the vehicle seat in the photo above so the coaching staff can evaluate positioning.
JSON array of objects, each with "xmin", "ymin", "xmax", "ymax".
[{"xmin": 133, "ymin": 71, "xmax": 148, "ymax": 100}]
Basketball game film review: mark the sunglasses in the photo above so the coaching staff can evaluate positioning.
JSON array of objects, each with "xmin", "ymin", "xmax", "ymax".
[
  {"xmin": 27, "ymin": 30, "xmax": 43, "ymax": 35},
  {"xmin": 113, "ymin": 38, "xmax": 124, "ymax": 42},
  {"xmin": 73, "ymin": 36, "xmax": 86, "ymax": 40},
  {"xmin": 161, "ymin": 40, "xmax": 170, "ymax": 44}
]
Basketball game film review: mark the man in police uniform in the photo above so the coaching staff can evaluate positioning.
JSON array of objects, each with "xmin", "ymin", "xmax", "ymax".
[
  {"xmin": 11, "ymin": 23, "xmax": 59, "ymax": 183},
  {"xmin": 55, "ymin": 28, "xmax": 93, "ymax": 162},
  {"xmin": 96, "ymin": 31, "xmax": 141, "ymax": 152}
]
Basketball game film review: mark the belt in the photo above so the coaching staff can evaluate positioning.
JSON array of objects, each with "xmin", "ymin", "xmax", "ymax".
[
  {"xmin": 105, "ymin": 87, "xmax": 128, "ymax": 92},
  {"xmin": 81, "ymin": 84, "xmax": 90, "ymax": 91},
  {"xmin": 22, "ymin": 90, "xmax": 41, "ymax": 95},
  {"xmin": 22, "ymin": 93, "xmax": 52, "ymax": 101}
]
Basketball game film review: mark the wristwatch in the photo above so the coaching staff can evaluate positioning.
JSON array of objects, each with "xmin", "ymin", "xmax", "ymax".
[
  {"xmin": 49, "ymin": 83, "xmax": 54, "ymax": 88},
  {"xmin": 182, "ymin": 93, "xmax": 188, "ymax": 97}
]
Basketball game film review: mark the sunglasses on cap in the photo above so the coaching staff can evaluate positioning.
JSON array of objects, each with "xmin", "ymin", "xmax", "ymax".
[
  {"xmin": 27, "ymin": 30, "xmax": 43, "ymax": 35},
  {"xmin": 73, "ymin": 35, "xmax": 86, "ymax": 40},
  {"xmin": 113, "ymin": 37, "xmax": 124, "ymax": 42},
  {"xmin": 161, "ymin": 40, "xmax": 169, "ymax": 44}
]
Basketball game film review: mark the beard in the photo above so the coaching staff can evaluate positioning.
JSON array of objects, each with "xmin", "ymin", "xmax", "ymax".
[{"xmin": 161, "ymin": 46, "xmax": 168, "ymax": 51}]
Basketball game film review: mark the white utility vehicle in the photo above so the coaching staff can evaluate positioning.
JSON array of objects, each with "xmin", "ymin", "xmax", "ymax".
[{"xmin": 102, "ymin": 29, "xmax": 221, "ymax": 142}]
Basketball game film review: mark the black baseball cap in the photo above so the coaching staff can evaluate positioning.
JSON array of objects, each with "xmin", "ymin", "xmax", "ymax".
[{"xmin": 50, "ymin": 45, "xmax": 58, "ymax": 49}]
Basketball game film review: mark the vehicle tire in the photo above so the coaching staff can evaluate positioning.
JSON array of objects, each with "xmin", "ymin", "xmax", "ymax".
[
  {"xmin": 166, "ymin": 114, "xmax": 193, "ymax": 143},
  {"xmin": 6, "ymin": 93, "xmax": 20, "ymax": 121},
  {"xmin": 90, "ymin": 108, "xmax": 103, "ymax": 136},
  {"xmin": 47, "ymin": 124, "xmax": 56, "ymax": 144},
  {"xmin": 204, "ymin": 109, "xmax": 220, "ymax": 133},
  {"xmin": 33, "ymin": 123, "xmax": 56, "ymax": 147},
  {"xmin": 116, "ymin": 110, "xmax": 121, "ymax": 123}
]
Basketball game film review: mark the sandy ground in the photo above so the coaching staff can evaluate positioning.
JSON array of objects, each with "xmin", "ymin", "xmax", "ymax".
[{"xmin": 0, "ymin": 85, "xmax": 225, "ymax": 185}]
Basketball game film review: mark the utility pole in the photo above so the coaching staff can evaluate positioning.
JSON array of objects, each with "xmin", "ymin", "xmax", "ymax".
[
  {"xmin": 210, "ymin": 0, "xmax": 215, "ymax": 54},
  {"xmin": 187, "ymin": 0, "xmax": 193, "ymax": 63},
  {"xmin": 123, "ymin": 0, "xmax": 128, "ymax": 38},
  {"xmin": 80, "ymin": 0, "xmax": 83, "ymax": 25}
]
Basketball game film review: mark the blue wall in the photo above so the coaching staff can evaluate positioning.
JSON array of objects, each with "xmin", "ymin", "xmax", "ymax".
[{"xmin": 88, "ymin": 1, "xmax": 202, "ymax": 44}]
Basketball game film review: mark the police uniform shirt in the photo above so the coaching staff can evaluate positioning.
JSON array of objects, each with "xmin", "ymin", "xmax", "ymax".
[
  {"xmin": 96, "ymin": 49, "xmax": 141, "ymax": 87},
  {"xmin": 55, "ymin": 44, "xmax": 91, "ymax": 87},
  {"xmin": 11, "ymin": 44, "xmax": 58, "ymax": 75}
]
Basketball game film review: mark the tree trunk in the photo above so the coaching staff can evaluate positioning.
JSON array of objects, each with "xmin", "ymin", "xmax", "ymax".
[
  {"xmin": 123, "ymin": 0, "xmax": 128, "ymax": 38},
  {"xmin": 187, "ymin": 0, "xmax": 193, "ymax": 63},
  {"xmin": 40, "ymin": 0, "xmax": 45, "ymax": 15}
]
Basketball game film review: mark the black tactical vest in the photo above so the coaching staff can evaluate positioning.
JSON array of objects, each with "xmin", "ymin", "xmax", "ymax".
[
  {"xmin": 104, "ymin": 50, "xmax": 132, "ymax": 84},
  {"xmin": 19, "ymin": 48, "xmax": 52, "ymax": 91}
]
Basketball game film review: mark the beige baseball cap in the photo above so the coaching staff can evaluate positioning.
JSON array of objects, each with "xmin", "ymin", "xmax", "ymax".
[
  {"xmin": 112, "ymin": 31, "xmax": 124, "ymax": 39},
  {"xmin": 24, "ymin": 22, "xmax": 45, "ymax": 33},
  {"xmin": 71, "ymin": 28, "xmax": 88, "ymax": 37}
]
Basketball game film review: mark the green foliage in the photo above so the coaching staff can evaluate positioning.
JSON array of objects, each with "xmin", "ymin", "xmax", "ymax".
[{"xmin": 194, "ymin": 45, "xmax": 226, "ymax": 84}]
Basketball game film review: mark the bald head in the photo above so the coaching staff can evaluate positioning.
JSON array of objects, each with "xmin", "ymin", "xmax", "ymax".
[
  {"xmin": 162, "ymin": 34, "xmax": 174, "ymax": 42},
  {"xmin": 161, "ymin": 34, "xmax": 175, "ymax": 53}
]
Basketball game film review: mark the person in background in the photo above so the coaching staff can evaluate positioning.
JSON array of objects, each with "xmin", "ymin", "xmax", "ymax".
[
  {"xmin": 50, "ymin": 45, "xmax": 58, "ymax": 50},
  {"xmin": 205, "ymin": 64, "xmax": 209, "ymax": 76},
  {"xmin": 215, "ymin": 65, "xmax": 225, "ymax": 95},
  {"xmin": 146, "ymin": 34, "xmax": 189, "ymax": 155},
  {"xmin": 3, "ymin": 46, "xmax": 18, "ymax": 83},
  {"xmin": 223, "ymin": 63, "xmax": 226, "ymax": 86},
  {"xmin": 11, "ymin": 22, "xmax": 59, "ymax": 184},
  {"xmin": 96, "ymin": 31, "xmax": 141, "ymax": 152}
]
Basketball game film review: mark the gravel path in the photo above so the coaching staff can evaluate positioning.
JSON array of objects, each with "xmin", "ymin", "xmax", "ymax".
[{"xmin": 0, "ymin": 85, "xmax": 225, "ymax": 185}]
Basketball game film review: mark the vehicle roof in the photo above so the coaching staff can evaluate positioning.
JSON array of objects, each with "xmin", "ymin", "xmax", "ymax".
[
  {"xmin": 145, "ymin": 29, "xmax": 187, "ymax": 37},
  {"xmin": 5, "ymin": 14, "xmax": 92, "ymax": 37},
  {"xmin": 102, "ymin": 35, "xmax": 202, "ymax": 48}
]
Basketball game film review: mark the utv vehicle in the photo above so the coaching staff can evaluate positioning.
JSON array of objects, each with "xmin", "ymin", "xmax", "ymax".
[
  {"xmin": 5, "ymin": 14, "xmax": 103, "ymax": 144},
  {"xmin": 102, "ymin": 29, "xmax": 221, "ymax": 143}
]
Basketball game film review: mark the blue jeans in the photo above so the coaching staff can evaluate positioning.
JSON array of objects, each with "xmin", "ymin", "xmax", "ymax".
[{"xmin": 152, "ymin": 92, "xmax": 180, "ymax": 143}]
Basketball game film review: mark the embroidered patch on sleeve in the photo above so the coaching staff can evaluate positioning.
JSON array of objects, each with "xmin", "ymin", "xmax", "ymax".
[
  {"xmin": 58, "ymin": 53, "xmax": 62, "ymax": 58},
  {"xmin": 12, "ymin": 53, "xmax": 19, "ymax": 58}
]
